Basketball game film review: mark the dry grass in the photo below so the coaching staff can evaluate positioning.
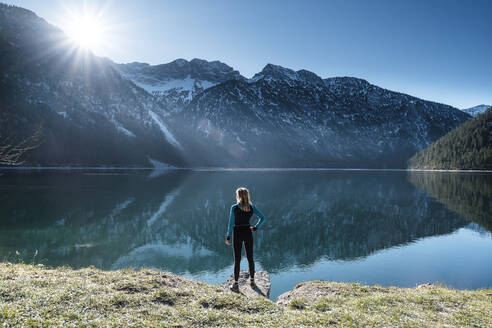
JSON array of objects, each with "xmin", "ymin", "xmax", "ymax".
[{"xmin": 0, "ymin": 263, "xmax": 490, "ymax": 327}]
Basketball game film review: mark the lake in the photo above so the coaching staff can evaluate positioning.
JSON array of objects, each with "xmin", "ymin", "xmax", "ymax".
[{"xmin": 1, "ymin": 169, "xmax": 491, "ymax": 300}]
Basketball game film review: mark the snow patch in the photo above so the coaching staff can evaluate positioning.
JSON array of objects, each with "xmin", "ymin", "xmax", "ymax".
[
  {"xmin": 247, "ymin": 75, "xmax": 263, "ymax": 83},
  {"xmin": 115, "ymin": 122, "xmax": 136, "ymax": 137},
  {"xmin": 157, "ymin": 76, "xmax": 195, "ymax": 92},
  {"xmin": 462, "ymin": 104, "xmax": 490, "ymax": 117},
  {"xmin": 236, "ymin": 136, "xmax": 246, "ymax": 145},
  {"xmin": 197, "ymin": 80, "xmax": 216, "ymax": 90},
  {"xmin": 148, "ymin": 110, "xmax": 183, "ymax": 149},
  {"xmin": 130, "ymin": 75, "xmax": 217, "ymax": 97}
]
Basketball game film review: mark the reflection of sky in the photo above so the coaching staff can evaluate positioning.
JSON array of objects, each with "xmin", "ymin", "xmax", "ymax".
[
  {"xmin": 265, "ymin": 228, "xmax": 492, "ymax": 300},
  {"xmin": 162, "ymin": 228, "xmax": 492, "ymax": 301}
]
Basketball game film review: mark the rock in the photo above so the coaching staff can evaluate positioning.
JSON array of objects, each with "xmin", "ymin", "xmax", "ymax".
[
  {"xmin": 221, "ymin": 270, "xmax": 270, "ymax": 298},
  {"xmin": 276, "ymin": 281, "xmax": 395, "ymax": 306},
  {"xmin": 276, "ymin": 281, "xmax": 361, "ymax": 306},
  {"xmin": 276, "ymin": 281, "xmax": 336, "ymax": 306}
]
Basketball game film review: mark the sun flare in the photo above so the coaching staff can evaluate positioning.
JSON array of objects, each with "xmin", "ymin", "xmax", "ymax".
[
  {"xmin": 66, "ymin": 15, "xmax": 105, "ymax": 49},
  {"xmin": 54, "ymin": 1, "xmax": 121, "ymax": 57}
]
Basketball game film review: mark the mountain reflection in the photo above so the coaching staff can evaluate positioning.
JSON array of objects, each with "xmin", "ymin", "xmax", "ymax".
[{"xmin": 0, "ymin": 170, "xmax": 477, "ymax": 274}]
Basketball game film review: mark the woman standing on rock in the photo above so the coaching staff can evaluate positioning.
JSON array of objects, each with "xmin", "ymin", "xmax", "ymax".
[{"xmin": 225, "ymin": 187, "xmax": 266, "ymax": 291}]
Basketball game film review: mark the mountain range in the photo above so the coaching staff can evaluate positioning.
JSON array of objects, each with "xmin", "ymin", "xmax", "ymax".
[{"xmin": 0, "ymin": 3, "xmax": 473, "ymax": 168}]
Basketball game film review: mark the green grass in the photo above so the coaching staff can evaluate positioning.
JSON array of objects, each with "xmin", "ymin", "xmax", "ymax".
[
  {"xmin": 0, "ymin": 263, "xmax": 490, "ymax": 327},
  {"xmin": 289, "ymin": 297, "xmax": 308, "ymax": 310}
]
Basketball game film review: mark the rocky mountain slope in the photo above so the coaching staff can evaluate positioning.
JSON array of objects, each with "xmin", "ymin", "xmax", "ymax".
[
  {"xmin": 462, "ymin": 104, "xmax": 491, "ymax": 117},
  {"xmin": 408, "ymin": 106, "xmax": 492, "ymax": 169},
  {"xmin": 114, "ymin": 58, "xmax": 244, "ymax": 113},
  {"xmin": 0, "ymin": 4, "xmax": 184, "ymax": 166},
  {"xmin": 0, "ymin": 3, "xmax": 472, "ymax": 168},
  {"xmin": 166, "ymin": 64, "xmax": 470, "ymax": 167}
]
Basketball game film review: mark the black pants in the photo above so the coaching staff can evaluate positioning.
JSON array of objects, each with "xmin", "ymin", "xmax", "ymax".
[{"xmin": 233, "ymin": 227, "xmax": 254, "ymax": 281}]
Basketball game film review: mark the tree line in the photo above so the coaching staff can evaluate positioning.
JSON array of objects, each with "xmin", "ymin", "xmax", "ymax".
[{"xmin": 408, "ymin": 107, "xmax": 492, "ymax": 170}]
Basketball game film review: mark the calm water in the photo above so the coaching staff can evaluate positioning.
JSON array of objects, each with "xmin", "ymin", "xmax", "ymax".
[{"xmin": 1, "ymin": 169, "xmax": 491, "ymax": 300}]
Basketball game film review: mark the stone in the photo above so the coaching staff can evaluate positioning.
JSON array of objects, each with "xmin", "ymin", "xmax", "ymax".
[
  {"xmin": 276, "ymin": 281, "xmax": 342, "ymax": 306},
  {"xmin": 221, "ymin": 270, "xmax": 270, "ymax": 298}
]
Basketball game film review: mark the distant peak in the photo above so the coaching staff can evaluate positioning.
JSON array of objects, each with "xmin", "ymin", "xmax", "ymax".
[
  {"xmin": 190, "ymin": 58, "xmax": 206, "ymax": 64},
  {"xmin": 466, "ymin": 104, "xmax": 490, "ymax": 108},
  {"xmin": 189, "ymin": 58, "xmax": 236, "ymax": 71},
  {"xmin": 462, "ymin": 104, "xmax": 490, "ymax": 110},
  {"xmin": 250, "ymin": 64, "xmax": 323, "ymax": 85},
  {"xmin": 171, "ymin": 58, "xmax": 189, "ymax": 67},
  {"xmin": 260, "ymin": 63, "xmax": 297, "ymax": 78},
  {"xmin": 117, "ymin": 57, "xmax": 244, "ymax": 82},
  {"xmin": 462, "ymin": 104, "xmax": 491, "ymax": 117}
]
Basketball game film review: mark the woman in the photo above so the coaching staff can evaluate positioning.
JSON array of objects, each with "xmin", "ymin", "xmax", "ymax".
[{"xmin": 225, "ymin": 187, "xmax": 266, "ymax": 290}]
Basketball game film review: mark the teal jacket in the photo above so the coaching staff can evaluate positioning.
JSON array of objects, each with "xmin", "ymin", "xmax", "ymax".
[{"xmin": 226, "ymin": 203, "xmax": 266, "ymax": 238}]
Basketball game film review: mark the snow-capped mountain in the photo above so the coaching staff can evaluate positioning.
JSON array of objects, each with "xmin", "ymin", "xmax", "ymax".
[
  {"xmin": 0, "ymin": 3, "xmax": 473, "ymax": 168},
  {"xmin": 462, "ymin": 104, "xmax": 491, "ymax": 117},
  {"xmin": 114, "ymin": 58, "xmax": 244, "ymax": 112},
  {"xmin": 0, "ymin": 4, "xmax": 184, "ymax": 166},
  {"xmin": 167, "ymin": 64, "xmax": 471, "ymax": 168}
]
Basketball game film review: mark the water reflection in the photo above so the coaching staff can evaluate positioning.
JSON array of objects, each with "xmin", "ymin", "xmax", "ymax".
[
  {"xmin": 408, "ymin": 171, "xmax": 492, "ymax": 233},
  {"xmin": 0, "ymin": 170, "xmax": 480, "ymax": 277}
]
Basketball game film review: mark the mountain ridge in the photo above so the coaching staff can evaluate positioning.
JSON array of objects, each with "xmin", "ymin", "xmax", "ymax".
[
  {"xmin": 0, "ymin": 3, "xmax": 473, "ymax": 168},
  {"xmin": 167, "ymin": 64, "xmax": 470, "ymax": 167},
  {"xmin": 0, "ymin": 3, "xmax": 184, "ymax": 166},
  {"xmin": 116, "ymin": 58, "xmax": 464, "ymax": 113}
]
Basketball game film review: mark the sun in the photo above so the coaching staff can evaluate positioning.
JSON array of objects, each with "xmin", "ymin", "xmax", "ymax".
[
  {"xmin": 66, "ymin": 15, "xmax": 105, "ymax": 50},
  {"xmin": 54, "ymin": 1, "xmax": 122, "ymax": 57}
]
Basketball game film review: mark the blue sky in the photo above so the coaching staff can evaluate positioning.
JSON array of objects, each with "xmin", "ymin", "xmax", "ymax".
[{"xmin": 6, "ymin": 0, "xmax": 492, "ymax": 108}]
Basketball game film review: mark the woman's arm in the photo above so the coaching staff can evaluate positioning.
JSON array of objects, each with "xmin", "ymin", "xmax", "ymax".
[
  {"xmin": 226, "ymin": 205, "xmax": 236, "ymax": 239},
  {"xmin": 252, "ymin": 204, "xmax": 266, "ymax": 229}
]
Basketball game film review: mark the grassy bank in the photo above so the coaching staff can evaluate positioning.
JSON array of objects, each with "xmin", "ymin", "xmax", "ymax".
[{"xmin": 0, "ymin": 263, "xmax": 490, "ymax": 327}]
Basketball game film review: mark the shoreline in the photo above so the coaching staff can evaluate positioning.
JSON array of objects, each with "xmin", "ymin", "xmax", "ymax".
[
  {"xmin": 1, "ymin": 166, "xmax": 492, "ymax": 173},
  {"xmin": 1, "ymin": 262, "xmax": 490, "ymax": 327}
]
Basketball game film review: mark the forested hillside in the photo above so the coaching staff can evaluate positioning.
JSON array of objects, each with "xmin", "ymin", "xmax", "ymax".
[{"xmin": 408, "ymin": 107, "xmax": 492, "ymax": 170}]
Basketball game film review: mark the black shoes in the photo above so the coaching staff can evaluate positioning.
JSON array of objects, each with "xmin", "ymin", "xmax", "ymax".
[
  {"xmin": 230, "ymin": 281, "xmax": 239, "ymax": 291},
  {"xmin": 230, "ymin": 279, "xmax": 255, "ymax": 291}
]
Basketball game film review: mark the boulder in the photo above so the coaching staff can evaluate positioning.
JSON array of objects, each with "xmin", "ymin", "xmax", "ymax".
[
  {"xmin": 221, "ymin": 270, "xmax": 270, "ymax": 298},
  {"xmin": 275, "ymin": 280, "xmax": 394, "ymax": 306}
]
